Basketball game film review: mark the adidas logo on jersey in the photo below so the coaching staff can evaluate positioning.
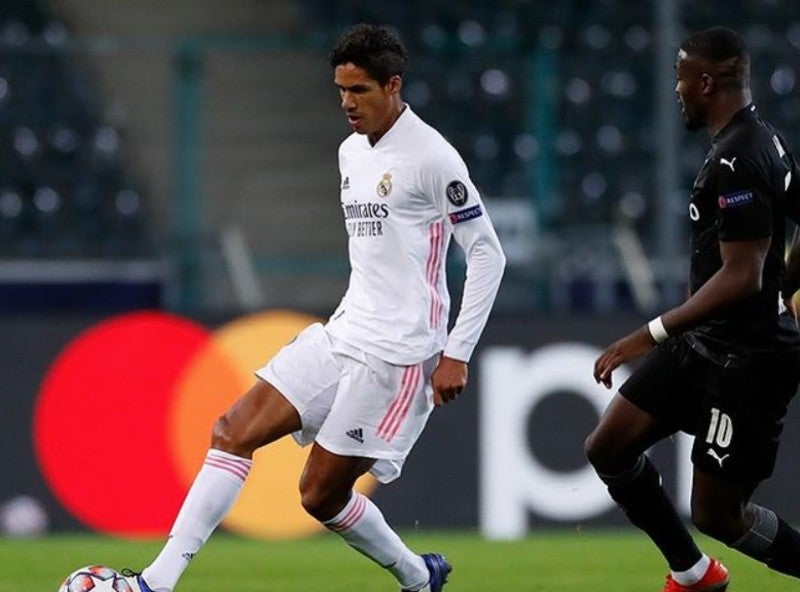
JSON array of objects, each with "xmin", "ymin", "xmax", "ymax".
[
  {"xmin": 341, "ymin": 176, "xmax": 350, "ymax": 190},
  {"xmin": 345, "ymin": 428, "xmax": 364, "ymax": 443}
]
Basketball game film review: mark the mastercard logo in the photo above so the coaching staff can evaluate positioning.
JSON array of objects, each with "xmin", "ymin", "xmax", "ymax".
[{"xmin": 33, "ymin": 310, "xmax": 377, "ymax": 539}]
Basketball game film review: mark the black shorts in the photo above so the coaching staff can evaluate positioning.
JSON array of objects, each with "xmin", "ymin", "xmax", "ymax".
[{"xmin": 619, "ymin": 335, "xmax": 800, "ymax": 481}]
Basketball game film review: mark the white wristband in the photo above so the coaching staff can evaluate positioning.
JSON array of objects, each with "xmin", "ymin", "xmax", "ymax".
[{"xmin": 647, "ymin": 316, "xmax": 669, "ymax": 344}]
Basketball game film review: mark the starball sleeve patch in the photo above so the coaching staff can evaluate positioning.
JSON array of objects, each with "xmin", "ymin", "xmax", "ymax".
[
  {"xmin": 446, "ymin": 180, "xmax": 469, "ymax": 206},
  {"xmin": 717, "ymin": 190, "xmax": 755, "ymax": 209}
]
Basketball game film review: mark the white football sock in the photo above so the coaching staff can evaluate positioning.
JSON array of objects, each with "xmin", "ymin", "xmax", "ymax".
[
  {"xmin": 671, "ymin": 554, "xmax": 711, "ymax": 586},
  {"xmin": 141, "ymin": 449, "xmax": 252, "ymax": 592},
  {"xmin": 324, "ymin": 491, "xmax": 429, "ymax": 590}
]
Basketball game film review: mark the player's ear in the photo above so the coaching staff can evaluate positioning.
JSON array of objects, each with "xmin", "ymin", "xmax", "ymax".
[
  {"xmin": 700, "ymin": 72, "xmax": 715, "ymax": 95},
  {"xmin": 386, "ymin": 74, "xmax": 402, "ymax": 95}
]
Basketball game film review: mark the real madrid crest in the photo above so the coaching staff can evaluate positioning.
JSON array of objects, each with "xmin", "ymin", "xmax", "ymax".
[{"xmin": 376, "ymin": 172, "xmax": 393, "ymax": 197}]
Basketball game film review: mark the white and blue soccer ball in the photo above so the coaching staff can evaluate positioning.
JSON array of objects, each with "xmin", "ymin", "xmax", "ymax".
[{"xmin": 58, "ymin": 565, "xmax": 132, "ymax": 592}]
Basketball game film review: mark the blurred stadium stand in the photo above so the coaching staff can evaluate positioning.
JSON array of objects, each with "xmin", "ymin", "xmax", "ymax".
[
  {"xmin": 304, "ymin": 0, "xmax": 800, "ymax": 226},
  {"xmin": 0, "ymin": 0, "xmax": 149, "ymax": 258},
  {"xmin": 0, "ymin": 0, "xmax": 159, "ymax": 311},
  {"xmin": 303, "ymin": 0, "xmax": 800, "ymax": 313},
  {"xmin": 2, "ymin": 0, "xmax": 800, "ymax": 314}
]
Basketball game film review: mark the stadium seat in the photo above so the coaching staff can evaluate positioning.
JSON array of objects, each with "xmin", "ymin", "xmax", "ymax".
[{"xmin": 0, "ymin": 0, "xmax": 150, "ymax": 258}]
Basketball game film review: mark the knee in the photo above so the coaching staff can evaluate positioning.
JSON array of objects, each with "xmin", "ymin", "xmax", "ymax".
[
  {"xmin": 585, "ymin": 428, "xmax": 643, "ymax": 478},
  {"xmin": 211, "ymin": 414, "xmax": 251, "ymax": 457},
  {"xmin": 299, "ymin": 479, "xmax": 339, "ymax": 522},
  {"xmin": 584, "ymin": 432, "xmax": 599, "ymax": 466},
  {"xmin": 584, "ymin": 430, "xmax": 612, "ymax": 474}
]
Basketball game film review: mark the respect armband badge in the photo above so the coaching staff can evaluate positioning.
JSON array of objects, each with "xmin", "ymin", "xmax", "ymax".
[{"xmin": 449, "ymin": 205, "xmax": 483, "ymax": 224}]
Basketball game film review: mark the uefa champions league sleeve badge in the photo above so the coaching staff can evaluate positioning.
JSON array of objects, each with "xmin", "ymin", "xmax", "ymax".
[{"xmin": 446, "ymin": 180, "xmax": 468, "ymax": 206}]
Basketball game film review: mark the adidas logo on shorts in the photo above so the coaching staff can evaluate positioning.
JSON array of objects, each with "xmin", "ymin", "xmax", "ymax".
[{"xmin": 345, "ymin": 428, "xmax": 364, "ymax": 443}]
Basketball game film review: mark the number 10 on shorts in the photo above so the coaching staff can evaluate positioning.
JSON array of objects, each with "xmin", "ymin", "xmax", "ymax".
[{"xmin": 705, "ymin": 407, "xmax": 733, "ymax": 448}]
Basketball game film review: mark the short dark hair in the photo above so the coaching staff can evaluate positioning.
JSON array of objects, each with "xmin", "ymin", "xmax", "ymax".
[
  {"xmin": 680, "ymin": 26, "xmax": 750, "ymax": 88},
  {"xmin": 329, "ymin": 24, "xmax": 408, "ymax": 85}
]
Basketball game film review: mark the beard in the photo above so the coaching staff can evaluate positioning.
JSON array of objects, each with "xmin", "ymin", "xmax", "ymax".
[
  {"xmin": 684, "ymin": 115, "xmax": 705, "ymax": 131},
  {"xmin": 681, "ymin": 104, "xmax": 706, "ymax": 131}
]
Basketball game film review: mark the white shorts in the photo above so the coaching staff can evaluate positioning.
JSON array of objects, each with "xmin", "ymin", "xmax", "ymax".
[{"xmin": 255, "ymin": 323, "xmax": 438, "ymax": 483}]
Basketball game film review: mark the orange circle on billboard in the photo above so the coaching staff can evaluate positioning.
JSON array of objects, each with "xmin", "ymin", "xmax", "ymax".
[{"xmin": 169, "ymin": 310, "xmax": 378, "ymax": 538}]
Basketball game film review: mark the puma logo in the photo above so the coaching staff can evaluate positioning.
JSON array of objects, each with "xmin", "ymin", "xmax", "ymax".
[
  {"xmin": 720, "ymin": 157, "xmax": 737, "ymax": 172},
  {"xmin": 707, "ymin": 448, "xmax": 730, "ymax": 468}
]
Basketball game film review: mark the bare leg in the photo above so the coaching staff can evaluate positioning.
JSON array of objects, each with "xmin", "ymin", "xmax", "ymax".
[
  {"xmin": 212, "ymin": 379, "xmax": 302, "ymax": 456},
  {"xmin": 141, "ymin": 380, "xmax": 301, "ymax": 591},
  {"xmin": 299, "ymin": 443, "xmax": 430, "ymax": 590}
]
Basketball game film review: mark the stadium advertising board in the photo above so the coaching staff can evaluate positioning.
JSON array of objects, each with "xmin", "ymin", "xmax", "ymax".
[{"xmin": 1, "ymin": 311, "xmax": 798, "ymax": 539}]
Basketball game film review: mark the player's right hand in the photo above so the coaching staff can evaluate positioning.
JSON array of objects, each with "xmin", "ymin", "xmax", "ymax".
[
  {"xmin": 593, "ymin": 325, "xmax": 654, "ymax": 389},
  {"xmin": 784, "ymin": 292, "xmax": 800, "ymax": 326},
  {"xmin": 431, "ymin": 356, "xmax": 468, "ymax": 406}
]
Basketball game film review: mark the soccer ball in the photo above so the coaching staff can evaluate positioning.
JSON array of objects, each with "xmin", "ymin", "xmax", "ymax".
[{"xmin": 58, "ymin": 565, "xmax": 133, "ymax": 592}]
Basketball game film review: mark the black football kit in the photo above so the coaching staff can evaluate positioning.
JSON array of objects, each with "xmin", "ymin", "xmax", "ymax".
[{"xmin": 621, "ymin": 104, "xmax": 800, "ymax": 480}]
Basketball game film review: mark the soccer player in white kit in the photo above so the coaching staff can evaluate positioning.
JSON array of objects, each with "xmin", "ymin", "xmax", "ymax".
[{"xmin": 122, "ymin": 23, "xmax": 505, "ymax": 592}]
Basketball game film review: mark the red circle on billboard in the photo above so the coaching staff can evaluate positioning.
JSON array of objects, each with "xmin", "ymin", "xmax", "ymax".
[{"xmin": 33, "ymin": 311, "xmax": 211, "ymax": 537}]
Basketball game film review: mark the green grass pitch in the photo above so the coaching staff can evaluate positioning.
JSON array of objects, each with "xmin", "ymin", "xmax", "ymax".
[{"xmin": 0, "ymin": 529, "xmax": 795, "ymax": 591}]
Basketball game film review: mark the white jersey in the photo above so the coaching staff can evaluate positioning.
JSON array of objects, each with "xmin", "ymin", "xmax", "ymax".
[{"xmin": 326, "ymin": 105, "xmax": 506, "ymax": 365}]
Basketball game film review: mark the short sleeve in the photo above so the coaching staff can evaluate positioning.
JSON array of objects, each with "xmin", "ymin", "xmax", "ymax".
[{"xmin": 716, "ymin": 154, "xmax": 772, "ymax": 241}]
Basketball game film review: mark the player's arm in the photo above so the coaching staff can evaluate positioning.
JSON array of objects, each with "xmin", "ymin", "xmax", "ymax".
[
  {"xmin": 661, "ymin": 237, "xmax": 769, "ymax": 331},
  {"xmin": 422, "ymin": 155, "xmax": 506, "ymax": 405},
  {"xmin": 783, "ymin": 226, "xmax": 800, "ymax": 319},
  {"xmin": 594, "ymin": 238, "xmax": 768, "ymax": 388},
  {"xmin": 433, "ymin": 214, "xmax": 506, "ymax": 405},
  {"xmin": 781, "ymin": 143, "xmax": 800, "ymax": 319},
  {"xmin": 444, "ymin": 213, "xmax": 506, "ymax": 359},
  {"xmin": 595, "ymin": 155, "xmax": 771, "ymax": 388}
]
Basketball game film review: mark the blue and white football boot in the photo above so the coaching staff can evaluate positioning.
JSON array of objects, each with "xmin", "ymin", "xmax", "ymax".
[
  {"xmin": 402, "ymin": 553, "xmax": 452, "ymax": 592},
  {"xmin": 120, "ymin": 569, "xmax": 155, "ymax": 592}
]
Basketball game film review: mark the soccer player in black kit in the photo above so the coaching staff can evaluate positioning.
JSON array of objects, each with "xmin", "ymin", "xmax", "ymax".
[{"xmin": 585, "ymin": 27, "xmax": 800, "ymax": 591}]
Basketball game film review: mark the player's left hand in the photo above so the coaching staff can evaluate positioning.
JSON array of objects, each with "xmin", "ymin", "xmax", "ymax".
[
  {"xmin": 431, "ymin": 356, "xmax": 468, "ymax": 407},
  {"xmin": 784, "ymin": 292, "xmax": 800, "ymax": 326},
  {"xmin": 593, "ymin": 325, "xmax": 655, "ymax": 389}
]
